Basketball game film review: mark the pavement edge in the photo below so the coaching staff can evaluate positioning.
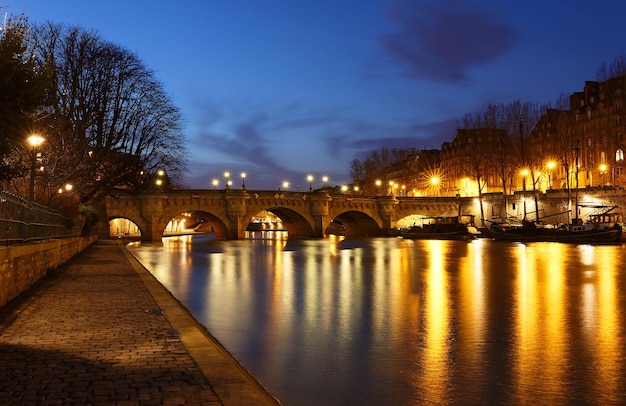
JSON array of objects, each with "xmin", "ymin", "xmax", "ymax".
[{"xmin": 119, "ymin": 243, "xmax": 282, "ymax": 406}]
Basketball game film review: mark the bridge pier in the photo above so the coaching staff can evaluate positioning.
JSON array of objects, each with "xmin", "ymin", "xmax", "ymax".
[
  {"xmin": 225, "ymin": 189, "xmax": 251, "ymax": 239},
  {"xmin": 309, "ymin": 191, "xmax": 332, "ymax": 237},
  {"xmin": 378, "ymin": 195, "xmax": 399, "ymax": 235}
]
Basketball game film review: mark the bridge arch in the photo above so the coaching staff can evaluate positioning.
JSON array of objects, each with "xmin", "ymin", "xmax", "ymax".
[
  {"xmin": 108, "ymin": 216, "xmax": 142, "ymax": 238},
  {"xmin": 329, "ymin": 210, "xmax": 382, "ymax": 237},
  {"xmin": 255, "ymin": 207, "xmax": 315, "ymax": 238},
  {"xmin": 161, "ymin": 210, "xmax": 230, "ymax": 240}
]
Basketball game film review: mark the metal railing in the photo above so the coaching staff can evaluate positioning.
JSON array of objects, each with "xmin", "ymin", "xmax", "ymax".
[{"xmin": 0, "ymin": 190, "xmax": 76, "ymax": 244}]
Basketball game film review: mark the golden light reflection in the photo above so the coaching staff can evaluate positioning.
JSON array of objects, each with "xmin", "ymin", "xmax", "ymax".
[
  {"xmin": 587, "ymin": 246, "xmax": 623, "ymax": 404},
  {"xmin": 512, "ymin": 243, "xmax": 570, "ymax": 403},
  {"xmin": 416, "ymin": 240, "xmax": 450, "ymax": 403},
  {"xmin": 456, "ymin": 239, "xmax": 487, "ymax": 391},
  {"xmin": 127, "ymin": 238, "xmax": 626, "ymax": 405}
]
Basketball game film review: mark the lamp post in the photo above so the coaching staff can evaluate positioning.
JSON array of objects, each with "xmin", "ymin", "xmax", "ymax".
[
  {"xmin": 27, "ymin": 134, "xmax": 45, "ymax": 201},
  {"xmin": 375, "ymin": 179, "xmax": 381, "ymax": 196},
  {"xmin": 322, "ymin": 176, "xmax": 328, "ymax": 189},
  {"xmin": 241, "ymin": 172, "xmax": 246, "ymax": 188},
  {"xmin": 546, "ymin": 161, "xmax": 556, "ymax": 190},
  {"xmin": 307, "ymin": 175, "xmax": 313, "ymax": 191},
  {"xmin": 224, "ymin": 171, "xmax": 230, "ymax": 190},
  {"xmin": 599, "ymin": 164, "xmax": 608, "ymax": 187},
  {"xmin": 520, "ymin": 168, "xmax": 529, "ymax": 221}
]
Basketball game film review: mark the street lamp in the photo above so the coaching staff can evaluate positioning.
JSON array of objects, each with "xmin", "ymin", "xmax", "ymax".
[
  {"xmin": 375, "ymin": 179, "xmax": 382, "ymax": 196},
  {"xmin": 27, "ymin": 134, "xmax": 45, "ymax": 201},
  {"xmin": 224, "ymin": 171, "xmax": 230, "ymax": 189},
  {"xmin": 241, "ymin": 172, "xmax": 246, "ymax": 188},
  {"xmin": 429, "ymin": 176, "xmax": 440, "ymax": 196},
  {"xmin": 599, "ymin": 163, "xmax": 608, "ymax": 187},
  {"xmin": 520, "ymin": 168, "xmax": 529, "ymax": 220},
  {"xmin": 307, "ymin": 175, "xmax": 314, "ymax": 191},
  {"xmin": 282, "ymin": 181, "xmax": 289, "ymax": 190},
  {"xmin": 322, "ymin": 176, "xmax": 328, "ymax": 189},
  {"xmin": 546, "ymin": 161, "xmax": 556, "ymax": 189},
  {"xmin": 212, "ymin": 179, "xmax": 219, "ymax": 189}
]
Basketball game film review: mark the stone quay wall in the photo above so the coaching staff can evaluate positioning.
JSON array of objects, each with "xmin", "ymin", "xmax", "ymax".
[{"xmin": 0, "ymin": 236, "xmax": 97, "ymax": 307}]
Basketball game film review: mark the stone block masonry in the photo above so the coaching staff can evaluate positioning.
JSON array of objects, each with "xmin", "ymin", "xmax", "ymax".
[{"xmin": 0, "ymin": 236, "xmax": 97, "ymax": 307}]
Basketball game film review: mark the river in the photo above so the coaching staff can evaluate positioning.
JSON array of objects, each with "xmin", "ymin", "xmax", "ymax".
[{"xmin": 127, "ymin": 233, "xmax": 626, "ymax": 405}]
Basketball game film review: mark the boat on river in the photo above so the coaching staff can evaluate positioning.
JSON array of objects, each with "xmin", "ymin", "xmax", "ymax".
[
  {"xmin": 400, "ymin": 215, "xmax": 480, "ymax": 240},
  {"xmin": 490, "ymin": 208, "xmax": 623, "ymax": 243}
]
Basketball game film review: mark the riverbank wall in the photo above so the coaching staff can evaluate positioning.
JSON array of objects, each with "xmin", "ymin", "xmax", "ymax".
[{"xmin": 0, "ymin": 235, "xmax": 97, "ymax": 307}]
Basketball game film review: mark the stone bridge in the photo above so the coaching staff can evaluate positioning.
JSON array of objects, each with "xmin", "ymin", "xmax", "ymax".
[{"xmin": 105, "ymin": 187, "xmax": 626, "ymax": 240}]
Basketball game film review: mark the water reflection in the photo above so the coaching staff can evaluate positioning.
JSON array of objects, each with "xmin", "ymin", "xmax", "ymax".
[{"xmin": 128, "ymin": 237, "xmax": 626, "ymax": 405}]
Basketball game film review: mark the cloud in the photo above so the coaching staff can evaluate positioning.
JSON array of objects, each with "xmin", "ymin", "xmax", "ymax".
[
  {"xmin": 187, "ymin": 98, "xmax": 459, "ymax": 189},
  {"xmin": 380, "ymin": 0, "xmax": 520, "ymax": 83}
]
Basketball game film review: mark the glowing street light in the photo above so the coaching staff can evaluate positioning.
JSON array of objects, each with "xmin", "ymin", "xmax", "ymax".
[
  {"xmin": 27, "ymin": 134, "xmax": 45, "ymax": 201},
  {"xmin": 546, "ymin": 160, "xmax": 556, "ymax": 189},
  {"xmin": 520, "ymin": 168, "xmax": 529, "ymax": 220},
  {"xmin": 58, "ymin": 183, "xmax": 74, "ymax": 194},
  {"xmin": 599, "ymin": 163, "xmax": 608, "ymax": 186},
  {"xmin": 375, "ymin": 179, "xmax": 382, "ymax": 196},
  {"xmin": 212, "ymin": 179, "xmax": 219, "ymax": 188},
  {"xmin": 282, "ymin": 181, "xmax": 289, "ymax": 190},
  {"xmin": 322, "ymin": 176, "xmax": 328, "ymax": 189},
  {"xmin": 307, "ymin": 175, "xmax": 314, "ymax": 191},
  {"xmin": 224, "ymin": 171, "xmax": 231, "ymax": 189},
  {"xmin": 241, "ymin": 172, "xmax": 246, "ymax": 188}
]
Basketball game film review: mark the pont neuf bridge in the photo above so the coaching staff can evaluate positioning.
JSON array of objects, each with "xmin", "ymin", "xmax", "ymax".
[{"xmin": 105, "ymin": 187, "xmax": 626, "ymax": 240}]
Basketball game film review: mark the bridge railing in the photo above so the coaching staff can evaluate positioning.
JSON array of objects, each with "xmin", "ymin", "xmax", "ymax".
[{"xmin": 0, "ymin": 190, "xmax": 76, "ymax": 245}]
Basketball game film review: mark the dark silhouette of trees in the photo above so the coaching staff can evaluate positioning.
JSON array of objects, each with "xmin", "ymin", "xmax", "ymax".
[
  {"xmin": 350, "ymin": 147, "xmax": 417, "ymax": 195},
  {"xmin": 26, "ymin": 23, "xmax": 187, "ymax": 205},
  {"xmin": 0, "ymin": 14, "xmax": 54, "ymax": 183}
]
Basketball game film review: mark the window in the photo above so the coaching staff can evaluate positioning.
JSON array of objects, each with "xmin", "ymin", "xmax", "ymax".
[
  {"xmin": 601, "ymin": 151, "xmax": 606, "ymax": 162},
  {"xmin": 587, "ymin": 110, "xmax": 592, "ymax": 119},
  {"xmin": 616, "ymin": 167, "xmax": 624, "ymax": 175},
  {"xmin": 587, "ymin": 137, "xmax": 592, "ymax": 147},
  {"xmin": 616, "ymin": 149, "xmax": 624, "ymax": 162},
  {"xmin": 618, "ymin": 133, "xmax": 624, "ymax": 142}
]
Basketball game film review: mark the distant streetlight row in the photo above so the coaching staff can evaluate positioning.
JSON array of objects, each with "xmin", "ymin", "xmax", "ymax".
[{"xmin": 209, "ymin": 173, "xmax": 332, "ymax": 191}]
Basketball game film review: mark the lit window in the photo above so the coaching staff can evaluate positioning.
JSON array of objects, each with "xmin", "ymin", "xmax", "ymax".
[{"xmin": 616, "ymin": 149, "xmax": 624, "ymax": 162}]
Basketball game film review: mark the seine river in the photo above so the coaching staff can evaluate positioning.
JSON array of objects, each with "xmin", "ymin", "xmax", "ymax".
[{"xmin": 127, "ymin": 233, "xmax": 626, "ymax": 405}]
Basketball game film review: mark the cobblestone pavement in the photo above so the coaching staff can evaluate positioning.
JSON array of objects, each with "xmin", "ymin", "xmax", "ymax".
[{"xmin": 0, "ymin": 242, "xmax": 278, "ymax": 405}]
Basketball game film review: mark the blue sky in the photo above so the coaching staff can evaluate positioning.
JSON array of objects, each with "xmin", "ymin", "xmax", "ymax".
[{"xmin": 6, "ymin": 0, "xmax": 626, "ymax": 189}]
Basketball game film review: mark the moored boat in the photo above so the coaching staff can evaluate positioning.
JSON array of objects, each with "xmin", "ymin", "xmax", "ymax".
[
  {"xmin": 490, "ymin": 210, "xmax": 623, "ymax": 244},
  {"xmin": 401, "ymin": 215, "xmax": 480, "ymax": 240}
]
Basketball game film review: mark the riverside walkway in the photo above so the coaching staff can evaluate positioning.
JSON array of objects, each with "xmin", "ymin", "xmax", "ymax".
[{"xmin": 0, "ymin": 241, "xmax": 280, "ymax": 405}]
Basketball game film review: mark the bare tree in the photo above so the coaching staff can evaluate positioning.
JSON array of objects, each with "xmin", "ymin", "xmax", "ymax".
[{"xmin": 28, "ymin": 23, "xmax": 186, "ymax": 205}]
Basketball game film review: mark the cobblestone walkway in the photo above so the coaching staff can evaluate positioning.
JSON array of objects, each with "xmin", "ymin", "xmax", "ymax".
[{"xmin": 0, "ymin": 242, "xmax": 224, "ymax": 405}]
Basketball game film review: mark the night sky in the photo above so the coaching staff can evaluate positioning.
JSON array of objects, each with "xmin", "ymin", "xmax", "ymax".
[{"xmin": 6, "ymin": 0, "xmax": 626, "ymax": 189}]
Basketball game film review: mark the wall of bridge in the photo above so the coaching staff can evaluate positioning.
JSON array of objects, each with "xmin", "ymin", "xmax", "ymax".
[{"xmin": 105, "ymin": 187, "xmax": 626, "ymax": 241}]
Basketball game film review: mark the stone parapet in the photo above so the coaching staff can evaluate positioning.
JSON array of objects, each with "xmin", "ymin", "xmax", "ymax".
[{"xmin": 0, "ymin": 236, "xmax": 97, "ymax": 307}]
